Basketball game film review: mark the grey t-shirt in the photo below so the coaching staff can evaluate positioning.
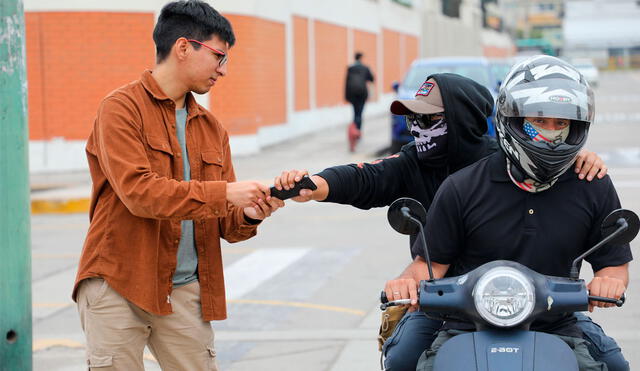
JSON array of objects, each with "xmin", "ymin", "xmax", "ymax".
[{"xmin": 172, "ymin": 107, "xmax": 198, "ymax": 287}]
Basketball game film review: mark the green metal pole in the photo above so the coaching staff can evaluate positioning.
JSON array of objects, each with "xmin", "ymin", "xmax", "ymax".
[{"xmin": 0, "ymin": 0, "xmax": 32, "ymax": 369}]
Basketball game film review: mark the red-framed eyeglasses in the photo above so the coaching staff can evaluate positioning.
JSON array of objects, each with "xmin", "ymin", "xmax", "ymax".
[{"xmin": 186, "ymin": 39, "xmax": 228, "ymax": 67}]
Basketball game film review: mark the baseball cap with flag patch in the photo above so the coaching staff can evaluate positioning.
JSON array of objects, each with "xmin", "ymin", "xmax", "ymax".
[{"xmin": 390, "ymin": 78, "xmax": 444, "ymax": 115}]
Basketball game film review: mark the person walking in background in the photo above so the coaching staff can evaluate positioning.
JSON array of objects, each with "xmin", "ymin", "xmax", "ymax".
[
  {"xmin": 72, "ymin": 1, "xmax": 283, "ymax": 369},
  {"xmin": 345, "ymin": 52, "xmax": 375, "ymax": 152}
]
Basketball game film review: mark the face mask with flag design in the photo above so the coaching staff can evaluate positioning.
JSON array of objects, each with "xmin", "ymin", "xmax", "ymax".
[{"xmin": 523, "ymin": 120, "xmax": 570, "ymax": 145}]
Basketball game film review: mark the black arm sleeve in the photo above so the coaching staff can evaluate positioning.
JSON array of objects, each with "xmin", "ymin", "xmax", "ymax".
[
  {"xmin": 585, "ymin": 176, "xmax": 633, "ymax": 272},
  {"xmin": 316, "ymin": 153, "xmax": 412, "ymax": 210}
]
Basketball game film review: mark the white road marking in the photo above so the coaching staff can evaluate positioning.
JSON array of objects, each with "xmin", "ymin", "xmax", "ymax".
[
  {"xmin": 32, "ymin": 248, "xmax": 310, "ymax": 319},
  {"xmin": 224, "ymin": 247, "xmax": 311, "ymax": 300}
]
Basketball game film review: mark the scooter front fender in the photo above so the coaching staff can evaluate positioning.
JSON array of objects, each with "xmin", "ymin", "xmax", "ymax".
[{"xmin": 432, "ymin": 330, "xmax": 578, "ymax": 371}]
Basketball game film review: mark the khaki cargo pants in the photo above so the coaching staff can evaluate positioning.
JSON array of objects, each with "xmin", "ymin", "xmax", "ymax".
[{"xmin": 77, "ymin": 278, "xmax": 217, "ymax": 370}]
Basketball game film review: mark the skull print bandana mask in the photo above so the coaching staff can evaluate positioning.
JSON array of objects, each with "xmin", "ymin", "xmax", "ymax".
[{"xmin": 410, "ymin": 117, "xmax": 448, "ymax": 162}]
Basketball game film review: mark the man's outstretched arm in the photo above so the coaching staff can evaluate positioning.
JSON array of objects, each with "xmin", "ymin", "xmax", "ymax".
[{"xmin": 273, "ymin": 169, "xmax": 328, "ymax": 202}]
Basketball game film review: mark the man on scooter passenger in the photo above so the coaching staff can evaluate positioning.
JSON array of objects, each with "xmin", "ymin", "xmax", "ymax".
[{"xmin": 384, "ymin": 55, "xmax": 632, "ymax": 371}]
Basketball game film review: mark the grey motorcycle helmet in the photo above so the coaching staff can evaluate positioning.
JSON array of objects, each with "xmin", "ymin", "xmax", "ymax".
[{"xmin": 495, "ymin": 55, "xmax": 595, "ymax": 183}]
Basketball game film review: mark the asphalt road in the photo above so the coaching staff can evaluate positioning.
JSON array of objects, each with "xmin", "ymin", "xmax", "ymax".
[{"xmin": 29, "ymin": 70, "xmax": 640, "ymax": 370}]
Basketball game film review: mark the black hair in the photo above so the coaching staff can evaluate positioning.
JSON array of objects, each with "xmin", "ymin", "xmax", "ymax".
[
  {"xmin": 355, "ymin": 52, "xmax": 363, "ymax": 61},
  {"xmin": 153, "ymin": 0, "xmax": 236, "ymax": 63}
]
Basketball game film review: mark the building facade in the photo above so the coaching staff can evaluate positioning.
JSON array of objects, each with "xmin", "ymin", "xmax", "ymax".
[
  {"xmin": 23, "ymin": 0, "xmax": 512, "ymax": 173},
  {"xmin": 563, "ymin": 0, "xmax": 640, "ymax": 69}
]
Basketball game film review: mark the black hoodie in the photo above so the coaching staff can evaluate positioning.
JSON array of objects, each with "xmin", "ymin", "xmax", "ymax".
[{"xmin": 317, "ymin": 73, "xmax": 497, "ymax": 215}]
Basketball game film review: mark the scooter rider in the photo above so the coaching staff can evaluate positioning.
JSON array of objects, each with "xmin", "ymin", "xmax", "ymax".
[
  {"xmin": 385, "ymin": 55, "xmax": 632, "ymax": 371},
  {"xmin": 273, "ymin": 73, "xmax": 619, "ymax": 371}
]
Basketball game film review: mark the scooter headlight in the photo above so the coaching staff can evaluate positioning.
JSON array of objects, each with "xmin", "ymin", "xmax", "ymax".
[{"xmin": 473, "ymin": 267, "xmax": 535, "ymax": 327}]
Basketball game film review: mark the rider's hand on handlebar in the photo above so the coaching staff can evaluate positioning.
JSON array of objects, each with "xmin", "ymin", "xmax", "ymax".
[
  {"xmin": 587, "ymin": 276, "xmax": 626, "ymax": 312},
  {"xmin": 273, "ymin": 169, "xmax": 314, "ymax": 202},
  {"xmin": 384, "ymin": 277, "xmax": 419, "ymax": 312}
]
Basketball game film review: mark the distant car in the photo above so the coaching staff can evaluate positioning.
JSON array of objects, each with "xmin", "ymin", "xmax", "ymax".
[
  {"xmin": 389, "ymin": 57, "xmax": 509, "ymax": 152},
  {"xmin": 572, "ymin": 59, "xmax": 599, "ymax": 88}
]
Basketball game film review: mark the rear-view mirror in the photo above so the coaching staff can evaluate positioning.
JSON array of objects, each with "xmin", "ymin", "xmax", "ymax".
[
  {"xmin": 601, "ymin": 209, "xmax": 640, "ymax": 246},
  {"xmin": 387, "ymin": 197, "xmax": 426, "ymax": 236}
]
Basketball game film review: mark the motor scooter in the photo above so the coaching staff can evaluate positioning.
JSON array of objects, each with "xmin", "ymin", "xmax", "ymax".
[{"xmin": 381, "ymin": 197, "xmax": 639, "ymax": 371}]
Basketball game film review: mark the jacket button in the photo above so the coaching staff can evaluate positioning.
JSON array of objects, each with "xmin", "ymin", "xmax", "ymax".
[
  {"xmin": 528, "ymin": 209, "xmax": 534, "ymax": 215},
  {"xmin": 214, "ymin": 210, "xmax": 219, "ymax": 215},
  {"xmin": 174, "ymin": 239, "xmax": 179, "ymax": 243}
]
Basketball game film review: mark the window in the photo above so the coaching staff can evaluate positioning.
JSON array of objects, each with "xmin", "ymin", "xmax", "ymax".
[{"xmin": 442, "ymin": 0, "xmax": 461, "ymax": 18}]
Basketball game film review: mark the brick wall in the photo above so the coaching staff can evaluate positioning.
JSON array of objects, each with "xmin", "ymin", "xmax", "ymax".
[
  {"xmin": 381, "ymin": 29, "xmax": 419, "ymax": 93},
  {"xmin": 25, "ymin": 12, "xmax": 155, "ymax": 141},
  {"xmin": 210, "ymin": 15, "xmax": 286, "ymax": 135},
  {"xmin": 24, "ymin": 11, "xmax": 419, "ymax": 141},
  {"xmin": 293, "ymin": 16, "xmax": 310, "ymax": 111},
  {"xmin": 382, "ymin": 29, "xmax": 401, "ymax": 93},
  {"xmin": 353, "ymin": 30, "xmax": 378, "ymax": 102},
  {"xmin": 314, "ymin": 20, "xmax": 348, "ymax": 108},
  {"xmin": 405, "ymin": 35, "xmax": 419, "ymax": 72}
]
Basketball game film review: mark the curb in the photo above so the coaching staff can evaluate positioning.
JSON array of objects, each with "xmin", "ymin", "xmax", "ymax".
[{"xmin": 31, "ymin": 198, "xmax": 91, "ymax": 214}]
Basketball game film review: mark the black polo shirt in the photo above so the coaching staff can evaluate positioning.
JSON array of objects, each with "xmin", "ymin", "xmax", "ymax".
[{"xmin": 414, "ymin": 151, "xmax": 633, "ymax": 337}]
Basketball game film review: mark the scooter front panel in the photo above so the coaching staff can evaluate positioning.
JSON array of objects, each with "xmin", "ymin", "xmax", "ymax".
[{"xmin": 433, "ymin": 330, "xmax": 578, "ymax": 371}]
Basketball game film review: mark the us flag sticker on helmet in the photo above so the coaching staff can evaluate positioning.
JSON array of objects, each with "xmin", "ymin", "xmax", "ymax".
[{"xmin": 416, "ymin": 81, "xmax": 434, "ymax": 97}]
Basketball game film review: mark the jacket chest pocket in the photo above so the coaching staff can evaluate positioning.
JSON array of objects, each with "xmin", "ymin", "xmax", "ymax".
[
  {"xmin": 201, "ymin": 150, "xmax": 223, "ymax": 180},
  {"xmin": 146, "ymin": 135, "xmax": 174, "ymax": 177}
]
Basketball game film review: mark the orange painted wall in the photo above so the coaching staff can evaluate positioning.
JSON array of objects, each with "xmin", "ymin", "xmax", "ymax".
[
  {"xmin": 25, "ymin": 11, "xmax": 420, "ymax": 141},
  {"xmin": 483, "ymin": 45, "xmax": 514, "ymax": 58},
  {"xmin": 404, "ymin": 35, "xmax": 419, "ymax": 72},
  {"xmin": 314, "ymin": 21, "xmax": 348, "ymax": 108},
  {"xmin": 25, "ymin": 12, "xmax": 155, "ymax": 141},
  {"xmin": 210, "ymin": 15, "xmax": 286, "ymax": 135},
  {"xmin": 293, "ymin": 16, "xmax": 310, "ymax": 112},
  {"xmin": 353, "ymin": 30, "xmax": 378, "ymax": 102},
  {"xmin": 382, "ymin": 29, "xmax": 401, "ymax": 93}
]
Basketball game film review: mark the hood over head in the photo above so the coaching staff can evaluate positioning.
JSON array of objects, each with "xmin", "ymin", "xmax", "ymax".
[{"xmin": 425, "ymin": 73, "xmax": 494, "ymax": 170}]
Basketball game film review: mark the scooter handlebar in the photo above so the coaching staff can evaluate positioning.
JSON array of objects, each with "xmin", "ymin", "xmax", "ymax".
[
  {"xmin": 379, "ymin": 290, "xmax": 412, "ymax": 310},
  {"xmin": 588, "ymin": 293, "xmax": 626, "ymax": 307}
]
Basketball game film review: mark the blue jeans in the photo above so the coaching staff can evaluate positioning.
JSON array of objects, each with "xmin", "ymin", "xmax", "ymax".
[
  {"xmin": 575, "ymin": 312, "xmax": 629, "ymax": 371},
  {"xmin": 382, "ymin": 311, "xmax": 440, "ymax": 371},
  {"xmin": 382, "ymin": 311, "xmax": 628, "ymax": 371}
]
